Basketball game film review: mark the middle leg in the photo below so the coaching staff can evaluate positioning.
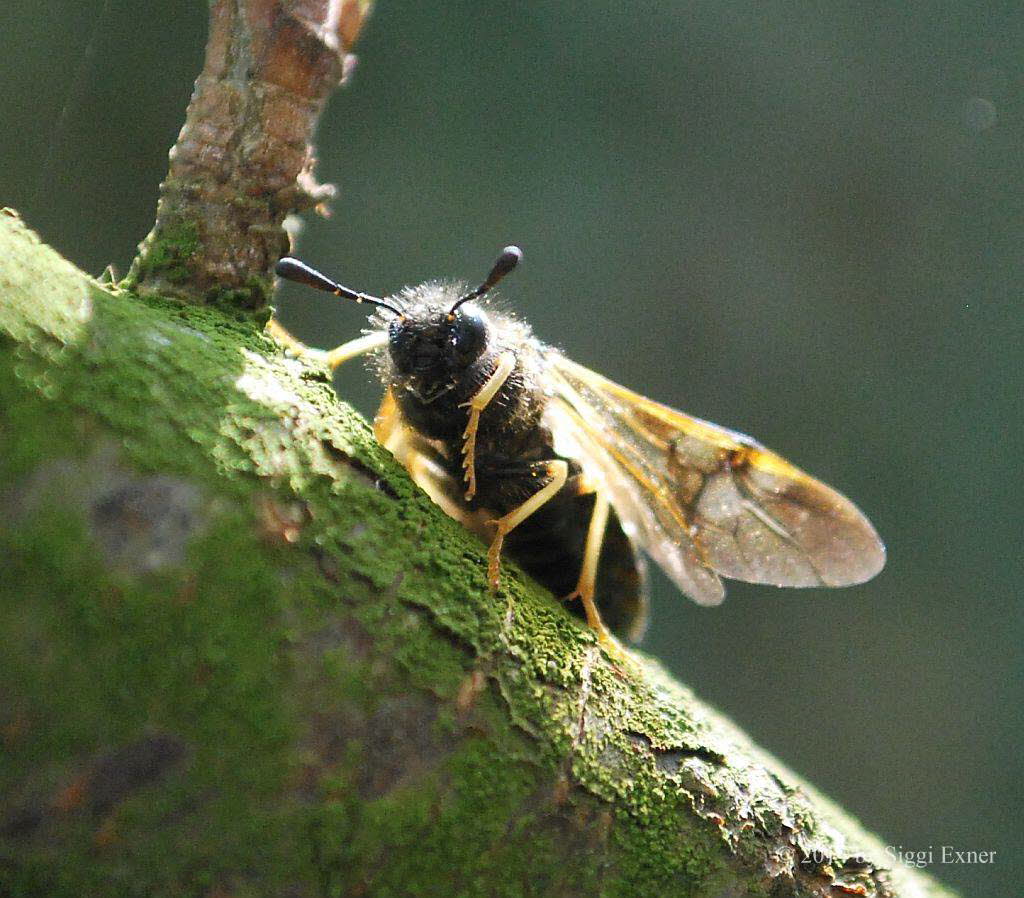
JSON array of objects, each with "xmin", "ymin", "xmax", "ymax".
[{"xmin": 486, "ymin": 459, "xmax": 568, "ymax": 589}]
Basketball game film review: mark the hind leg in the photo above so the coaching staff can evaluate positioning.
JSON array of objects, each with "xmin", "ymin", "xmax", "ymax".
[{"xmin": 563, "ymin": 493, "xmax": 613, "ymax": 644}]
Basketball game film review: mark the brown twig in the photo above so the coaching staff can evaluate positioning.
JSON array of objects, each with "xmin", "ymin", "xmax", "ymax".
[{"xmin": 126, "ymin": 0, "xmax": 372, "ymax": 320}]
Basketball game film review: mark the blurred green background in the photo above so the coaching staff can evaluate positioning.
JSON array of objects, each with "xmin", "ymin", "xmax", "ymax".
[{"xmin": 3, "ymin": 2, "xmax": 1019, "ymax": 894}]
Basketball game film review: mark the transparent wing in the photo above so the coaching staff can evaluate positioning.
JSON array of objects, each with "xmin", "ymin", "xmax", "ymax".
[{"xmin": 544, "ymin": 353, "xmax": 885, "ymax": 606}]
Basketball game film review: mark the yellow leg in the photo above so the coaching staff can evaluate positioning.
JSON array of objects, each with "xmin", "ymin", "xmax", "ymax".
[
  {"xmin": 487, "ymin": 460, "xmax": 568, "ymax": 589},
  {"xmin": 324, "ymin": 331, "xmax": 388, "ymax": 370},
  {"xmin": 461, "ymin": 352, "xmax": 516, "ymax": 501},
  {"xmin": 266, "ymin": 318, "xmax": 319, "ymax": 359},
  {"xmin": 407, "ymin": 453, "xmax": 469, "ymax": 522},
  {"xmin": 563, "ymin": 493, "xmax": 613, "ymax": 644},
  {"xmin": 266, "ymin": 318, "xmax": 388, "ymax": 371},
  {"xmin": 373, "ymin": 389, "xmax": 402, "ymax": 450}
]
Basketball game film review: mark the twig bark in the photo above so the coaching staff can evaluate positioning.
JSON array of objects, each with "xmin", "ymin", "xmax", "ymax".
[{"xmin": 126, "ymin": 0, "xmax": 371, "ymax": 319}]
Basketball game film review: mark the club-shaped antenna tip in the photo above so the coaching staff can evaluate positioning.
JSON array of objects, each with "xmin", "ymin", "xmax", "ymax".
[
  {"xmin": 274, "ymin": 257, "xmax": 302, "ymax": 278},
  {"xmin": 501, "ymin": 246, "xmax": 523, "ymax": 266}
]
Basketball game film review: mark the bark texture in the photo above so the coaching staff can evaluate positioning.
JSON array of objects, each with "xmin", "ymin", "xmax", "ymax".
[
  {"xmin": 126, "ymin": 0, "xmax": 371, "ymax": 318},
  {"xmin": 0, "ymin": 212, "xmax": 957, "ymax": 897}
]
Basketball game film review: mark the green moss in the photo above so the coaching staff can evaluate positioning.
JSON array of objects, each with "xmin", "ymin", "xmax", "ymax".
[
  {"xmin": 0, "ymin": 213, "xmax": 958, "ymax": 897},
  {"xmin": 0, "ymin": 433, "xmax": 313, "ymax": 895},
  {"xmin": 204, "ymin": 276, "xmax": 274, "ymax": 324},
  {"xmin": 122, "ymin": 211, "xmax": 272, "ymax": 322},
  {"xmin": 124, "ymin": 217, "xmax": 200, "ymax": 288},
  {"xmin": 315, "ymin": 737, "xmax": 605, "ymax": 898}
]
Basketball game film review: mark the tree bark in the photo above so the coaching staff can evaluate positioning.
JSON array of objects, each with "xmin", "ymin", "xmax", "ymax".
[{"xmin": 0, "ymin": 3, "xmax": 958, "ymax": 896}]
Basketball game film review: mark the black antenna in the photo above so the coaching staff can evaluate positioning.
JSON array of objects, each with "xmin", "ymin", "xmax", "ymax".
[
  {"xmin": 450, "ymin": 245, "xmax": 522, "ymax": 313},
  {"xmin": 274, "ymin": 257, "xmax": 403, "ymax": 316}
]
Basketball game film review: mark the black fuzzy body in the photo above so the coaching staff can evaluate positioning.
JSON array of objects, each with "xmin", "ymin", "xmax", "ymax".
[{"xmin": 374, "ymin": 283, "xmax": 648, "ymax": 641}]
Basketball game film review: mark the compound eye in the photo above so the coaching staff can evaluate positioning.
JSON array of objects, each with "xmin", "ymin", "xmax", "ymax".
[{"xmin": 449, "ymin": 307, "xmax": 487, "ymax": 364}]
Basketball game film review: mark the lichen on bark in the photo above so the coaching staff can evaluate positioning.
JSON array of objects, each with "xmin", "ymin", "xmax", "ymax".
[{"xmin": 0, "ymin": 212, "xmax": 957, "ymax": 897}]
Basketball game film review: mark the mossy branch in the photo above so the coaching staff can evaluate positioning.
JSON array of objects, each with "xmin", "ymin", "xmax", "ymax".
[{"xmin": 0, "ymin": 213, "xmax": 956, "ymax": 897}]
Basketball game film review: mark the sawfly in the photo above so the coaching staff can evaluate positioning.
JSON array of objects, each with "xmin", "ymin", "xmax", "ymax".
[{"xmin": 269, "ymin": 247, "xmax": 885, "ymax": 643}]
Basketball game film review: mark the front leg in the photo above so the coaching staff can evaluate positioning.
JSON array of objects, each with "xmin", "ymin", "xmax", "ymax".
[
  {"xmin": 460, "ymin": 352, "xmax": 516, "ymax": 501},
  {"xmin": 266, "ymin": 319, "xmax": 387, "ymax": 371},
  {"xmin": 486, "ymin": 459, "xmax": 568, "ymax": 589}
]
